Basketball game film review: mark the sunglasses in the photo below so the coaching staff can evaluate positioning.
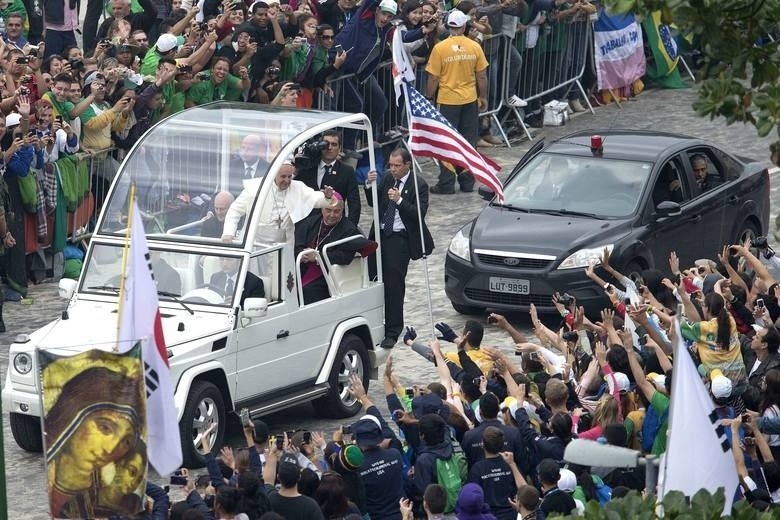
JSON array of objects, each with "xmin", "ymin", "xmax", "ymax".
[{"xmin": 320, "ymin": 34, "xmax": 334, "ymax": 39}]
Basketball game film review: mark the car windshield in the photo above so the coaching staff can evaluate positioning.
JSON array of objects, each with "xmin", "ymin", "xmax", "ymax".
[
  {"xmin": 81, "ymin": 243, "xmax": 243, "ymax": 307},
  {"xmin": 502, "ymin": 152, "xmax": 653, "ymax": 217},
  {"xmin": 98, "ymin": 104, "xmax": 340, "ymax": 244}
]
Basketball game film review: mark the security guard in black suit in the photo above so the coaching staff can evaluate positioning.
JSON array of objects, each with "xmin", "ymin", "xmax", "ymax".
[{"xmin": 365, "ymin": 147, "xmax": 434, "ymax": 348}]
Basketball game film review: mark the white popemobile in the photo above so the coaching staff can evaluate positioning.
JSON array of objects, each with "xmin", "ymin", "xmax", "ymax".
[{"xmin": 3, "ymin": 103, "xmax": 388, "ymax": 467}]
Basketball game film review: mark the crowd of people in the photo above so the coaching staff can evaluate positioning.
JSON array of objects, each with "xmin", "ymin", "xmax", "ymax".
[{"xmin": 108, "ymin": 238, "xmax": 780, "ymax": 519}]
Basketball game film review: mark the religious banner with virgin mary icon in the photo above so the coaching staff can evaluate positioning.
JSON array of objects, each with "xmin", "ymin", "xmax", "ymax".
[{"xmin": 38, "ymin": 343, "xmax": 148, "ymax": 519}]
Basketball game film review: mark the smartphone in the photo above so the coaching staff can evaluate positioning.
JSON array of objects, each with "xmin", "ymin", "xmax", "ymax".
[
  {"xmin": 170, "ymin": 470, "xmax": 187, "ymax": 486},
  {"xmin": 405, "ymin": 387, "xmax": 414, "ymax": 398},
  {"xmin": 239, "ymin": 407, "xmax": 252, "ymax": 428},
  {"xmin": 334, "ymin": 44, "xmax": 343, "ymax": 53},
  {"xmin": 302, "ymin": 431, "xmax": 311, "ymax": 444},
  {"xmin": 341, "ymin": 424, "xmax": 352, "ymax": 435},
  {"xmin": 55, "ymin": 116, "xmax": 63, "ymax": 125},
  {"xmin": 757, "ymin": 298, "xmax": 765, "ymax": 309},
  {"xmin": 275, "ymin": 435, "xmax": 284, "ymax": 449}
]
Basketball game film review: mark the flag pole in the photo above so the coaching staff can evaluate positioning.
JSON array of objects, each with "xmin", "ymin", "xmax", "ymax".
[
  {"xmin": 115, "ymin": 183, "xmax": 137, "ymax": 352},
  {"xmin": 401, "ymin": 81, "xmax": 436, "ymax": 338}
]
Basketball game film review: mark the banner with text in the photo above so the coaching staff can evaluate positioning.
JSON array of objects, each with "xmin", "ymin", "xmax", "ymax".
[{"xmin": 593, "ymin": 10, "xmax": 646, "ymax": 91}]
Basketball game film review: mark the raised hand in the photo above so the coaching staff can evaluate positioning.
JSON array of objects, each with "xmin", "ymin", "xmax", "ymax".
[{"xmin": 435, "ymin": 322, "xmax": 457, "ymax": 342}]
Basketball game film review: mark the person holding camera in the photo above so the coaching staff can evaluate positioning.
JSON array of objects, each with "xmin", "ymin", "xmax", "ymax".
[
  {"xmin": 295, "ymin": 130, "xmax": 360, "ymax": 224},
  {"xmin": 270, "ymin": 81, "xmax": 300, "ymax": 106},
  {"xmin": 93, "ymin": 0, "xmax": 159, "ymax": 54},
  {"xmin": 185, "ymin": 56, "xmax": 250, "ymax": 107}
]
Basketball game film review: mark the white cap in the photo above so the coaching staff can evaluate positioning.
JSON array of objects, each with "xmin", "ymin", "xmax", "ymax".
[
  {"xmin": 558, "ymin": 468, "xmax": 577, "ymax": 493},
  {"xmin": 5, "ymin": 112, "xmax": 21, "ymax": 127},
  {"xmin": 446, "ymin": 10, "xmax": 470, "ymax": 28},
  {"xmin": 606, "ymin": 372, "xmax": 630, "ymax": 393},
  {"xmin": 156, "ymin": 33, "xmax": 179, "ymax": 53},
  {"xmin": 710, "ymin": 369, "xmax": 733, "ymax": 399},
  {"xmin": 378, "ymin": 0, "xmax": 396, "ymax": 14}
]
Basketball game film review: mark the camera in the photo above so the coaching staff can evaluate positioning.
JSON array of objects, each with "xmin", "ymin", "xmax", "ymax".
[
  {"xmin": 295, "ymin": 139, "xmax": 328, "ymax": 169},
  {"xmin": 15, "ymin": 56, "xmax": 28, "ymax": 64},
  {"xmin": 170, "ymin": 470, "xmax": 187, "ymax": 486},
  {"xmin": 69, "ymin": 58, "xmax": 84, "ymax": 70},
  {"xmin": 753, "ymin": 236, "xmax": 775, "ymax": 259},
  {"xmin": 266, "ymin": 66, "xmax": 280, "ymax": 75},
  {"xmin": 341, "ymin": 424, "xmax": 352, "ymax": 435},
  {"xmin": 196, "ymin": 72, "xmax": 210, "ymax": 80},
  {"xmin": 19, "ymin": 86, "xmax": 29, "ymax": 95},
  {"xmin": 198, "ymin": 22, "xmax": 210, "ymax": 32},
  {"xmin": 757, "ymin": 298, "xmax": 765, "ymax": 310},
  {"xmin": 177, "ymin": 64, "xmax": 193, "ymax": 74},
  {"xmin": 405, "ymin": 387, "xmax": 414, "ymax": 398},
  {"xmin": 562, "ymin": 331, "xmax": 579, "ymax": 342},
  {"xmin": 560, "ymin": 292, "xmax": 575, "ymax": 307},
  {"xmin": 239, "ymin": 407, "xmax": 252, "ymax": 427},
  {"xmin": 99, "ymin": 38, "xmax": 112, "ymax": 47}
]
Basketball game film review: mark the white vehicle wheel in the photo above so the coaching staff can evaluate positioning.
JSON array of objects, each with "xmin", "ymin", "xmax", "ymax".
[
  {"xmin": 180, "ymin": 380, "xmax": 225, "ymax": 468},
  {"xmin": 315, "ymin": 334, "xmax": 368, "ymax": 418}
]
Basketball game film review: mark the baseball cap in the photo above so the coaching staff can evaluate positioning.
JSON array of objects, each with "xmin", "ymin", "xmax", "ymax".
[
  {"xmin": 558, "ymin": 468, "xmax": 577, "ymax": 493},
  {"xmin": 710, "ymin": 369, "xmax": 733, "ymax": 399},
  {"xmin": 5, "ymin": 113, "xmax": 21, "ymax": 127},
  {"xmin": 446, "ymin": 10, "xmax": 470, "ymax": 28},
  {"xmin": 647, "ymin": 372, "xmax": 666, "ymax": 390},
  {"xmin": 156, "ymin": 33, "xmax": 179, "ymax": 53},
  {"xmin": 606, "ymin": 372, "xmax": 630, "ymax": 394},
  {"xmin": 277, "ymin": 452, "xmax": 300, "ymax": 483},
  {"xmin": 351, "ymin": 415, "xmax": 383, "ymax": 447},
  {"xmin": 378, "ymin": 0, "xmax": 396, "ymax": 13},
  {"xmin": 412, "ymin": 393, "xmax": 449, "ymax": 419}
]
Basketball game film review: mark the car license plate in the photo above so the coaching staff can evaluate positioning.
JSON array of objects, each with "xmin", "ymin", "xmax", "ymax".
[{"xmin": 489, "ymin": 277, "xmax": 530, "ymax": 295}]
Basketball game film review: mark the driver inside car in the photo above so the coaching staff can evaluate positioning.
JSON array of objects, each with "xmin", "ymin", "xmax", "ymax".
[{"xmin": 209, "ymin": 257, "xmax": 265, "ymax": 307}]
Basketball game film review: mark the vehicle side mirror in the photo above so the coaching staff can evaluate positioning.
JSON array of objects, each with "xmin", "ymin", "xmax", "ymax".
[
  {"xmin": 58, "ymin": 278, "xmax": 77, "ymax": 300},
  {"xmin": 655, "ymin": 200, "xmax": 681, "ymax": 219},
  {"xmin": 478, "ymin": 185, "xmax": 494, "ymax": 201},
  {"xmin": 242, "ymin": 297, "xmax": 268, "ymax": 318}
]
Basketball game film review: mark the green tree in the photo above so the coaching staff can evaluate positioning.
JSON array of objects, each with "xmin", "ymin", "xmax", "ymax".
[{"xmin": 606, "ymin": 0, "xmax": 780, "ymax": 165}]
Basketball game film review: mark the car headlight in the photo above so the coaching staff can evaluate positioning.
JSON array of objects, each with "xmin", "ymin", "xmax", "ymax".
[
  {"xmin": 558, "ymin": 244, "xmax": 614, "ymax": 270},
  {"xmin": 448, "ymin": 227, "xmax": 471, "ymax": 262},
  {"xmin": 13, "ymin": 353, "xmax": 32, "ymax": 375}
]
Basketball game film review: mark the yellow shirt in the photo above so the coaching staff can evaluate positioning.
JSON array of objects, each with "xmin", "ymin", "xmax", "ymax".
[
  {"xmin": 426, "ymin": 35, "xmax": 488, "ymax": 105},
  {"xmin": 444, "ymin": 348, "xmax": 494, "ymax": 376}
]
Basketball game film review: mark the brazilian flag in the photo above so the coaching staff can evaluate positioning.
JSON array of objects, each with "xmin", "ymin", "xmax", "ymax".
[{"xmin": 642, "ymin": 11, "xmax": 687, "ymax": 88}]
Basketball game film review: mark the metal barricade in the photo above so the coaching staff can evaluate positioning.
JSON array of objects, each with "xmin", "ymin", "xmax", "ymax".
[{"xmin": 515, "ymin": 14, "xmax": 595, "ymax": 125}]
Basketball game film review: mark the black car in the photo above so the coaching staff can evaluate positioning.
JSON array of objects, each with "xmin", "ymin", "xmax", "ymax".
[{"xmin": 444, "ymin": 130, "xmax": 771, "ymax": 314}]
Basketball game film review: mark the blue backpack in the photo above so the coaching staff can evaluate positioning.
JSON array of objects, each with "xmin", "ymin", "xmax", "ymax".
[{"xmin": 640, "ymin": 405, "xmax": 668, "ymax": 453}]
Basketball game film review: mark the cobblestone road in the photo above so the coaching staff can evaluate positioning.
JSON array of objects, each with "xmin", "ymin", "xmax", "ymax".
[{"xmin": 2, "ymin": 86, "xmax": 778, "ymax": 517}]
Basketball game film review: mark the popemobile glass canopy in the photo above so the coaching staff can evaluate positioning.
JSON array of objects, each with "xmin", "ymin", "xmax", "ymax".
[{"xmin": 97, "ymin": 102, "xmax": 371, "ymax": 247}]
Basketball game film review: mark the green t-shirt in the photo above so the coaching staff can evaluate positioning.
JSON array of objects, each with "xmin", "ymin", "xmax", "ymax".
[
  {"xmin": 42, "ymin": 92, "xmax": 75, "ymax": 119},
  {"xmin": 650, "ymin": 391, "xmax": 670, "ymax": 455},
  {"xmin": 186, "ymin": 74, "xmax": 242, "ymax": 106}
]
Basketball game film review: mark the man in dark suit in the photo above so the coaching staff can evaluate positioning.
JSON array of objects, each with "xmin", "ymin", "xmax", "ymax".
[
  {"xmin": 294, "ymin": 194, "xmax": 374, "ymax": 304},
  {"xmin": 227, "ymin": 134, "xmax": 271, "ymax": 196},
  {"xmin": 209, "ymin": 257, "xmax": 265, "ymax": 307},
  {"xmin": 365, "ymin": 148, "xmax": 434, "ymax": 348},
  {"xmin": 295, "ymin": 130, "xmax": 361, "ymax": 225}
]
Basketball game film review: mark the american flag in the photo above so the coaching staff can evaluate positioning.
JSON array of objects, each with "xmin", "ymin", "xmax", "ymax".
[{"xmin": 405, "ymin": 82, "xmax": 504, "ymax": 201}]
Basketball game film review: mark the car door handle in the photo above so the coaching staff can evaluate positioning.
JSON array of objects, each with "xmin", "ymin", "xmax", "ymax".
[
  {"xmin": 727, "ymin": 195, "xmax": 740, "ymax": 204},
  {"xmin": 277, "ymin": 330, "xmax": 289, "ymax": 339},
  {"xmin": 687, "ymin": 214, "xmax": 702, "ymax": 223}
]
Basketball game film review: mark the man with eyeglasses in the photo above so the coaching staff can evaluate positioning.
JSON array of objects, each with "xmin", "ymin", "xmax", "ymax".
[{"xmin": 295, "ymin": 130, "xmax": 360, "ymax": 225}]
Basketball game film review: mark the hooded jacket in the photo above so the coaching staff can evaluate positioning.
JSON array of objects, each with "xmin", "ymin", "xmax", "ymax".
[{"xmin": 412, "ymin": 440, "xmax": 454, "ymax": 499}]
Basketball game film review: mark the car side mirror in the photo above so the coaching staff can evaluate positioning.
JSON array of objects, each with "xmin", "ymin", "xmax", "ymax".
[
  {"xmin": 655, "ymin": 200, "xmax": 681, "ymax": 219},
  {"xmin": 478, "ymin": 185, "xmax": 494, "ymax": 201},
  {"xmin": 58, "ymin": 278, "xmax": 77, "ymax": 300},
  {"xmin": 242, "ymin": 297, "xmax": 268, "ymax": 318}
]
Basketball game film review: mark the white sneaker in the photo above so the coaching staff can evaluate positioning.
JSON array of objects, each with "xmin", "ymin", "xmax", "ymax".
[
  {"xmin": 569, "ymin": 99, "xmax": 586, "ymax": 113},
  {"xmin": 507, "ymin": 95, "xmax": 528, "ymax": 108}
]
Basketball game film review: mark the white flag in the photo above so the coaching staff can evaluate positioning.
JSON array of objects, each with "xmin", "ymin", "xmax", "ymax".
[
  {"xmin": 118, "ymin": 199, "xmax": 183, "ymax": 475},
  {"xmin": 660, "ymin": 320, "xmax": 739, "ymax": 512},
  {"xmin": 391, "ymin": 27, "xmax": 416, "ymax": 106}
]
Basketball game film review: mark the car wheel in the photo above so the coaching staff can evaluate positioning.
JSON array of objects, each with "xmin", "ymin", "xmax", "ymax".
[
  {"xmin": 736, "ymin": 221, "xmax": 760, "ymax": 246},
  {"xmin": 452, "ymin": 302, "xmax": 486, "ymax": 315},
  {"xmin": 315, "ymin": 334, "xmax": 368, "ymax": 419},
  {"xmin": 179, "ymin": 380, "xmax": 225, "ymax": 468},
  {"xmin": 623, "ymin": 260, "xmax": 645, "ymax": 285},
  {"xmin": 10, "ymin": 413, "xmax": 42, "ymax": 452}
]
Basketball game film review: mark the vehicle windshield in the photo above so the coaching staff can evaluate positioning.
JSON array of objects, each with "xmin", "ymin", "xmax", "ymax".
[
  {"xmin": 98, "ymin": 104, "xmax": 341, "ymax": 244},
  {"xmin": 502, "ymin": 152, "xmax": 652, "ymax": 217},
  {"xmin": 81, "ymin": 243, "xmax": 244, "ymax": 307}
]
